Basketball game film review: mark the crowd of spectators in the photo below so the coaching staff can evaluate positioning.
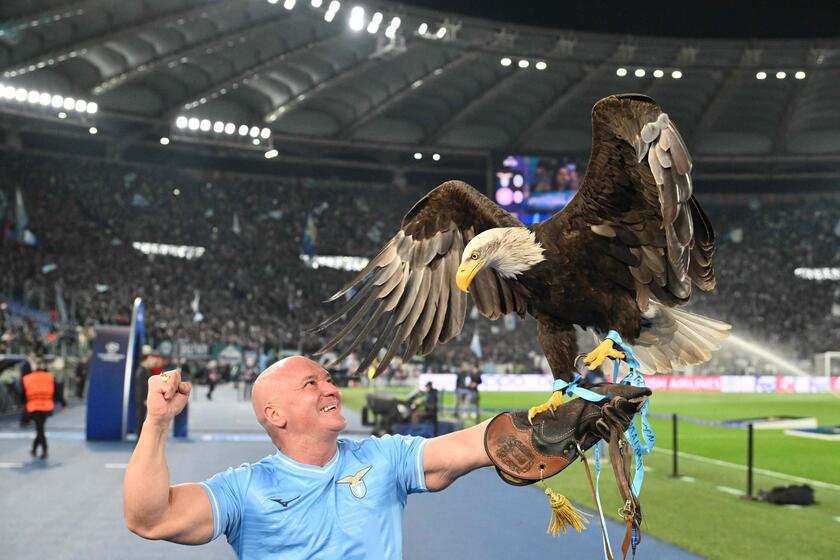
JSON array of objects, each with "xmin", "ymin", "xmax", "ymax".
[{"xmin": 1, "ymin": 151, "xmax": 838, "ymax": 375}]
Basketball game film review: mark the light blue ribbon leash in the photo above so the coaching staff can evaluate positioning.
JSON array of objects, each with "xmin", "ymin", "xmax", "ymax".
[
  {"xmin": 605, "ymin": 330, "xmax": 655, "ymax": 555},
  {"xmin": 546, "ymin": 331, "xmax": 656, "ymax": 558},
  {"xmin": 553, "ymin": 374, "xmax": 608, "ymax": 403}
]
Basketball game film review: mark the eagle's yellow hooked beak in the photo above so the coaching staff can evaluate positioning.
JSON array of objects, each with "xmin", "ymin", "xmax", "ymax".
[{"xmin": 456, "ymin": 258, "xmax": 485, "ymax": 292}]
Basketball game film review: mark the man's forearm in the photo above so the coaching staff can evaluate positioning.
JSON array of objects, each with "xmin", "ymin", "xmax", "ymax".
[
  {"xmin": 423, "ymin": 419, "xmax": 492, "ymax": 491},
  {"xmin": 124, "ymin": 420, "xmax": 173, "ymax": 534}
]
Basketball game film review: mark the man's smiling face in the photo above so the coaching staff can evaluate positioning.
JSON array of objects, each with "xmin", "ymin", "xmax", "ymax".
[{"xmin": 279, "ymin": 361, "xmax": 347, "ymax": 434}]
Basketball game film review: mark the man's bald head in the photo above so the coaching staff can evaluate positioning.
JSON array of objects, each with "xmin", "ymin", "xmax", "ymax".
[{"xmin": 251, "ymin": 356, "xmax": 322, "ymax": 426}]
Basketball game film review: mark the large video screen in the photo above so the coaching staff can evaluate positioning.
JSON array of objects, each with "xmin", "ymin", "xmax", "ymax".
[{"xmin": 494, "ymin": 155, "xmax": 585, "ymax": 225}]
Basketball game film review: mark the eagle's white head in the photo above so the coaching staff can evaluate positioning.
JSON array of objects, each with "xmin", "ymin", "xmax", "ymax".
[{"xmin": 455, "ymin": 227, "xmax": 546, "ymax": 292}]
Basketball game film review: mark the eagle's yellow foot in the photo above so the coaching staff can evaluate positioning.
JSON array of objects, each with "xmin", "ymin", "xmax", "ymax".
[
  {"xmin": 584, "ymin": 339, "xmax": 626, "ymax": 370},
  {"xmin": 527, "ymin": 390, "xmax": 565, "ymax": 424}
]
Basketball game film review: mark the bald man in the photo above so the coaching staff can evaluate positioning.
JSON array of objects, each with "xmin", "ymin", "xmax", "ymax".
[{"xmin": 124, "ymin": 356, "xmax": 492, "ymax": 559}]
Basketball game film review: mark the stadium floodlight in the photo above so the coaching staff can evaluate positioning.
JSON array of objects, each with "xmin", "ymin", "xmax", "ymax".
[
  {"xmin": 213, "ymin": 121, "xmax": 224, "ymax": 133},
  {"xmin": 173, "ymin": 188, "xmax": 180, "ymax": 196},
  {"xmin": 417, "ymin": 22, "xmax": 428, "ymax": 35},
  {"xmin": 634, "ymin": 68, "xmax": 645, "ymax": 77},
  {"xmin": 27, "ymin": 90, "xmax": 39, "ymax": 104},
  {"xmin": 176, "ymin": 116, "xmax": 188, "ymax": 128},
  {"xmin": 367, "ymin": 12, "xmax": 382, "ymax": 33},
  {"xmin": 15, "ymin": 88, "xmax": 27, "ymax": 102},
  {"xmin": 160, "ymin": 137, "xmax": 170, "ymax": 145},
  {"xmin": 252, "ymin": 138, "xmax": 260, "ymax": 145},
  {"xmin": 436, "ymin": 26, "xmax": 446, "ymax": 39},
  {"xmin": 432, "ymin": 153, "xmax": 441, "ymax": 161},
  {"xmin": 62, "ymin": 97, "xmax": 75, "ymax": 110},
  {"xmin": 616, "ymin": 67, "xmax": 627, "ymax": 77},
  {"xmin": 3, "ymin": 86, "xmax": 15, "ymax": 99},
  {"xmin": 188, "ymin": 118, "xmax": 200, "ymax": 130},
  {"xmin": 349, "ymin": 6, "xmax": 365, "ymax": 31},
  {"xmin": 50, "ymin": 94, "xmax": 63, "ymax": 108},
  {"xmin": 324, "ymin": 1, "xmax": 339, "ymax": 21},
  {"xmin": 795, "ymin": 70, "xmax": 806, "ymax": 80},
  {"xmin": 518, "ymin": 59, "xmax": 529, "ymax": 69},
  {"xmin": 57, "ymin": 112, "xmax": 67, "ymax": 119},
  {"xmin": 267, "ymin": 0, "xmax": 278, "ymax": 4},
  {"xmin": 260, "ymin": 127, "xmax": 271, "ymax": 139},
  {"xmin": 411, "ymin": 79, "xmax": 423, "ymax": 89},
  {"xmin": 413, "ymin": 152, "xmax": 422, "ymax": 160},
  {"xmin": 88, "ymin": 126, "xmax": 98, "ymax": 134},
  {"xmin": 776, "ymin": 71, "xmax": 786, "ymax": 79},
  {"xmin": 756, "ymin": 71, "xmax": 767, "ymax": 80},
  {"xmin": 265, "ymin": 149, "xmax": 279, "ymax": 159},
  {"xmin": 284, "ymin": 0, "xmax": 296, "ymax": 9},
  {"xmin": 86, "ymin": 102, "xmax": 97, "ymax": 114},
  {"xmin": 74, "ymin": 99, "xmax": 87, "ymax": 112},
  {"xmin": 653, "ymin": 69, "xmax": 664, "ymax": 78},
  {"xmin": 249, "ymin": 126, "xmax": 260, "ymax": 137},
  {"xmin": 535, "ymin": 61, "xmax": 547, "ymax": 70},
  {"xmin": 224, "ymin": 122, "xmax": 236, "ymax": 134},
  {"xmin": 671, "ymin": 69, "xmax": 682, "ymax": 79},
  {"xmin": 384, "ymin": 17, "xmax": 401, "ymax": 39},
  {"xmin": 500, "ymin": 57, "xmax": 512, "ymax": 67},
  {"xmin": 238, "ymin": 124, "xmax": 249, "ymax": 136},
  {"xmin": 39, "ymin": 92, "xmax": 51, "ymax": 106},
  {"xmin": 311, "ymin": 0, "xmax": 323, "ymax": 6},
  {"xmin": 199, "ymin": 119, "xmax": 211, "ymax": 131}
]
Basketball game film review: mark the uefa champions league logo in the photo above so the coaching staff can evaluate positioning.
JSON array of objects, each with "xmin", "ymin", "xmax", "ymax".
[{"xmin": 98, "ymin": 340, "xmax": 125, "ymax": 363}]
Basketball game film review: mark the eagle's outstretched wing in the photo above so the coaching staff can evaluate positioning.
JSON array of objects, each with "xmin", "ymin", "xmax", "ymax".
[
  {"xmin": 308, "ymin": 180, "xmax": 527, "ymax": 378},
  {"xmin": 543, "ymin": 93, "xmax": 716, "ymax": 310},
  {"xmin": 538, "ymin": 94, "xmax": 724, "ymax": 370}
]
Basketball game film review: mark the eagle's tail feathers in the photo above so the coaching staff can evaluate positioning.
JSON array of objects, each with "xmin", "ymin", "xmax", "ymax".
[{"xmin": 631, "ymin": 302, "xmax": 730, "ymax": 374}]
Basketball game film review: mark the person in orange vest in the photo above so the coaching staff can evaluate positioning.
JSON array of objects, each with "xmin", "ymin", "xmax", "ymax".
[{"xmin": 21, "ymin": 357, "xmax": 67, "ymax": 459}]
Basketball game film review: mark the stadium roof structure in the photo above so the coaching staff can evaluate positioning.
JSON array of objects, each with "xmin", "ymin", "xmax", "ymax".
[{"xmin": 1, "ymin": 0, "xmax": 840, "ymax": 181}]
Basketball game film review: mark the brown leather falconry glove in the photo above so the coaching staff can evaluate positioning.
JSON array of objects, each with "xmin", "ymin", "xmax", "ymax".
[{"xmin": 484, "ymin": 382, "xmax": 651, "ymax": 485}]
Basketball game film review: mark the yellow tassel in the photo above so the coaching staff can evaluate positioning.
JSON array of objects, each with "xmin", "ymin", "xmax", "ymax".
[{"xmin": 545, "ymin": 488, "xmax": 591, "ymax": 536}]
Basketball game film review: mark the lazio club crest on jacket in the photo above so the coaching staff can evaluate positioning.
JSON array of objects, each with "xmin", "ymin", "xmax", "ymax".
[{"xmin": 337, "ymin": 466, "xmax": 372, "ymax": 499}]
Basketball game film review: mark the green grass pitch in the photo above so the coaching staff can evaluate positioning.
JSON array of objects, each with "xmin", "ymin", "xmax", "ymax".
[{"xmin": 342, "ymin": 387, "xmax": 840, "ymax": 559}]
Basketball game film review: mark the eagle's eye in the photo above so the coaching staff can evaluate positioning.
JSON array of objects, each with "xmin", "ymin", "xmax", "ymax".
[{"xmin": 470, "ymin": 252, "xmax": 479, "ymax": 260}]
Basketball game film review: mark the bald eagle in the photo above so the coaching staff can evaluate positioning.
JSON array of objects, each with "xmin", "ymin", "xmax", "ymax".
[{"xmin": 309, "ymin": 94, "xmax": 729, "ymax": 418}]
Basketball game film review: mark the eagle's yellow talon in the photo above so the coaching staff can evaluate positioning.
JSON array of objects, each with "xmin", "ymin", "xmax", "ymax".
[
  {"xmin": 584, "ymin": 339, "xmax": 625, "ymax": 370},
  {"xmin": 527, "ymin": 391, "xmax": 565, "ymax": 424}
]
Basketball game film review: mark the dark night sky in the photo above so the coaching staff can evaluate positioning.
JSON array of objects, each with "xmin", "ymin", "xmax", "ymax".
[{"xmin": 400, "ymin": 0, "xmax": 839, "ymax": 40}]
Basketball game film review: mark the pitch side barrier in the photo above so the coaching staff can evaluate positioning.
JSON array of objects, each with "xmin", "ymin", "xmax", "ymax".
[
  {"xmin": 418, "ymin": 373, "xmax": 840, "ymax": 393},
  {"xmin": 647, "ymin": 412, "xmax": 762, "ymax": 498}
]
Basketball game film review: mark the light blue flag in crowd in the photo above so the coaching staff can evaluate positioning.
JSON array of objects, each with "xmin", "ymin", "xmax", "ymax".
[
  {"xmin": 12, "ymin": 188, "xmax": 37, "ymax": 246},
  {"xmin": 131, "ymin": 193, "xmax": 150, "ymax": 207},
  {"xmin": 15, "ymin": 188, "xmax": 28, "ymax": 239},
  {"xmin": 302, "ymin": 209, "xmax": 318, "ymax": 257},
  {"xmin": 55, "ymin": 283, "xmax": 69, "ymax": 323},
  {"xmin": 469, "ymin": 329, "xmax": 483, "ymax": 359}
]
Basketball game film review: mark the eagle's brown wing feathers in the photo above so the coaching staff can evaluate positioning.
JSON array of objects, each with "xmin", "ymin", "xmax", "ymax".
[
  {"xmin": 308, "ymin": 180, "xmax": 526, "ymax": 377},
  {"xmin": 542, "ymin": 94, "xmax": 716, "ymax": 311}
]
